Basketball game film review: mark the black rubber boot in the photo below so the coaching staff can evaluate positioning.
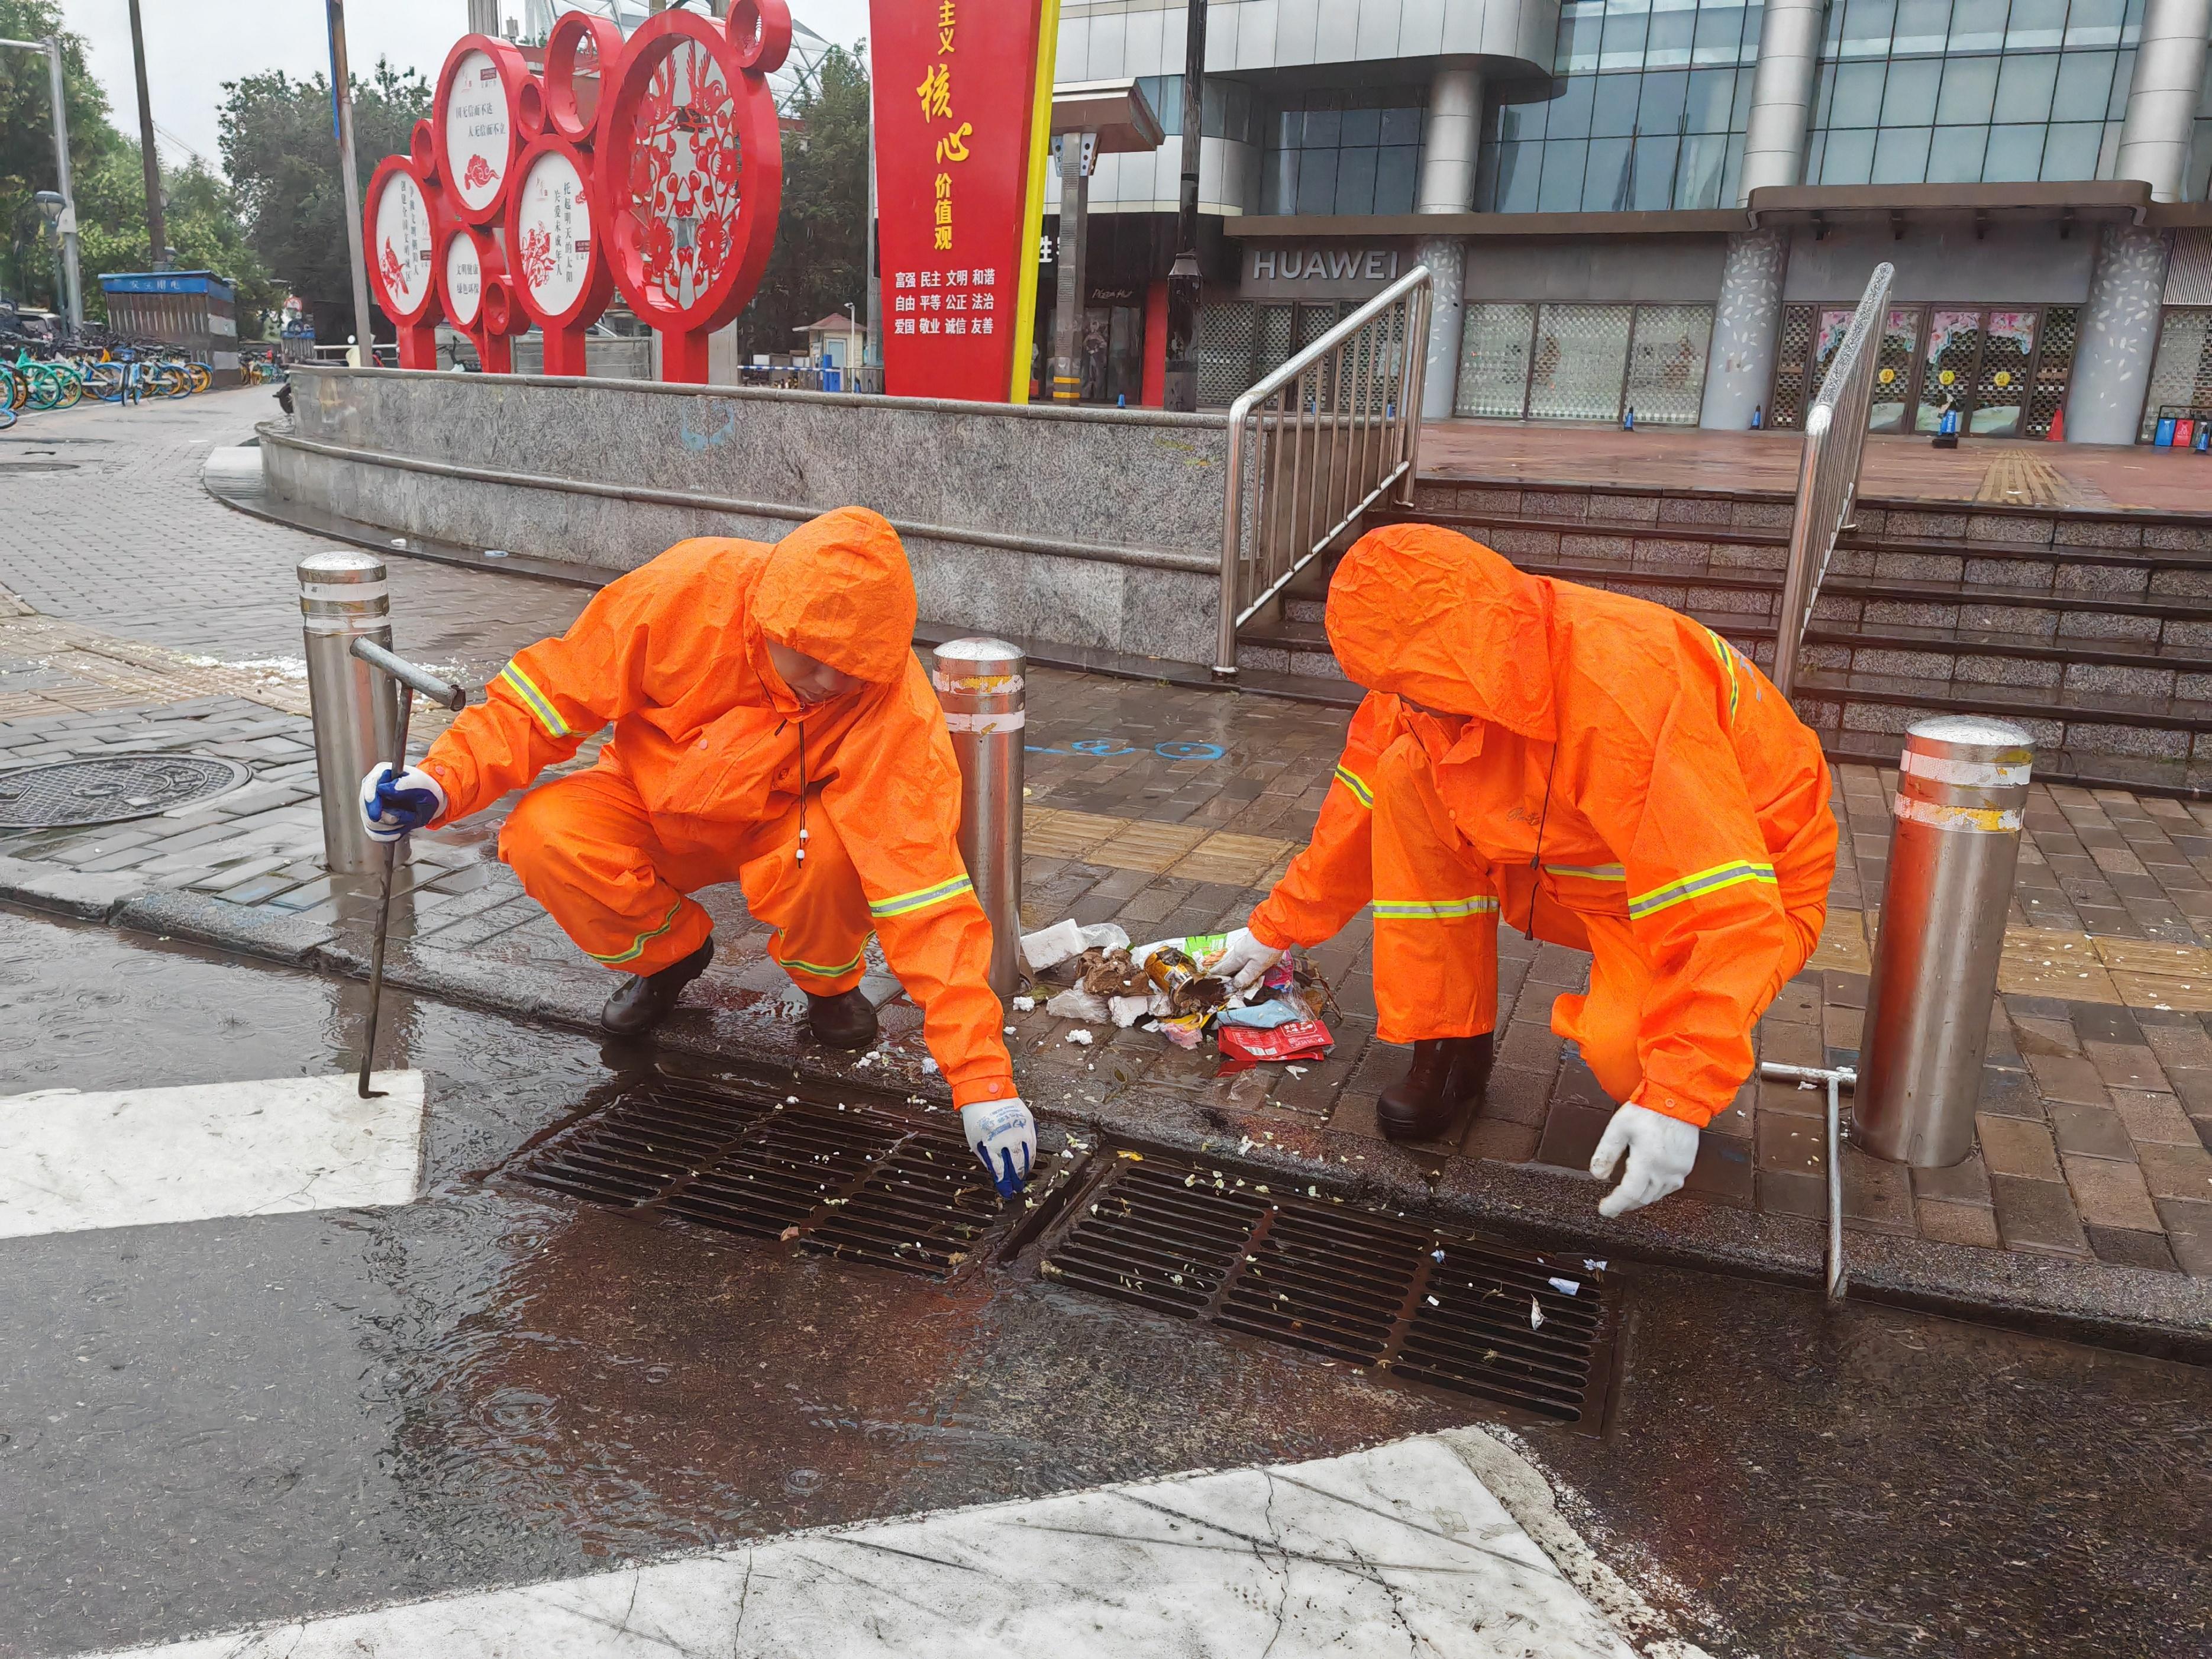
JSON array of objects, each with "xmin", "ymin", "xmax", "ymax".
[
  {"xmin": 1376, "ymin": 1033, "xmax": 1494, "ymax": 1143},
  {"xmin": 806, "ymin": 987, "xmax": 879, "ymax": 1050},
  {"xmin": 600, "ymin": 936, "xmax": 715, "ymax": 1035}
]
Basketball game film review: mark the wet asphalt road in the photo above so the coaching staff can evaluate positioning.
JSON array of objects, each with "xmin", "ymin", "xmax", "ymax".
[{"xmin": 1, "ymin": 905, "xmax": 2207, "ymax": 1658}]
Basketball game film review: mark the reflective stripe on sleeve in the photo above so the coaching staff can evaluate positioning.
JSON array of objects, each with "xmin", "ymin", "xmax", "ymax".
[
  {"xmin": 1542, "ymin": 862, "xmax": 1627, "ymax": 882},
  {"xmin": 868, "ymin": 874, "xmax": 975, "ymax": 918},
  {"xmin": 1333, "ymin": 764, "xmax": 1374, "ymax": 809},
  {"xmin": 1371, "ymin": 896, "xmax": 1500, "ymax": 920},
  {"xmin": 1703, "ymin": 627, "xmax": 1740, "ymax": 724},
  {"xmin": 498, "ymin": 661, "xmax": 571, "ymax": 739},
  {"xmin": 1626, "ymin": 859, "xmax": 1777, "ymax": 919}
]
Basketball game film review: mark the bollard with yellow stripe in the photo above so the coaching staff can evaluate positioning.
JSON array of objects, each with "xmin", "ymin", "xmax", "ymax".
[{"xmin": 1856, "ymin": 714, "xmax": 2035, "ymax": 1169}]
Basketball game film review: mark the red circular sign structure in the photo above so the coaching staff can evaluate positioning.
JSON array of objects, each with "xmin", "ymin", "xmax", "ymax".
[
  {"xmin": 541, "ymin": 11, "xmax": 627, "ymax": 146},
  {"xmin": 434, "ymin": 35, "xmax": 534, "ymax": 227},
  {"xmin": 438, "ymin": 224, "xmax": 523, "ymax": 373},
  {"xmin": 504, "ymin": 134, "xmax": 616, "ymax": 376},
  {"xmin": 595, "ymin": 7, "xmax": 786, "ymax": 382},
  {"xmin": 363, "ymin": 154, "xmax": 446, "ymax": 369}
]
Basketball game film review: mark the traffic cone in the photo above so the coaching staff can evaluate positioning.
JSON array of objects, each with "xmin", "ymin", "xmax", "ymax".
[{"xmin": 2048, "ymin": 404, "xmax": 2065, "ymax": 443}]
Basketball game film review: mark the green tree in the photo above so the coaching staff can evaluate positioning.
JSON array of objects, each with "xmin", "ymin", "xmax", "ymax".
[
  {"xmin": 732, "ymin": 43, "xmax": 870, "ymax": 358},
  {"xmin": 75, "ymin": 144, "xmax": 279, "ymax": 335},
  {"xmin": 0, "ymin": 0, "xmax": 117, "ymax": 314},
  {"xmin": 219, "ymin": 59, "xmax": 431, "ymax": 344}
]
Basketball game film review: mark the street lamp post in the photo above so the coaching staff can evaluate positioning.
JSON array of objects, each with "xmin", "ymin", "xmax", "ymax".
[
  {"xmin": 1161, "ymin": 0, "xmax": 1206, "ymax": 412},
  {"xmin": 127, "ymin": 0, "xmax": 166, "ymax": 271},
  {"xmin": 0, "ymin": 34, "xmax": 83, "ymax": 332},
  {"xmin": 325, "ymin": 0, "xmax": 376, "ymax": 363}
]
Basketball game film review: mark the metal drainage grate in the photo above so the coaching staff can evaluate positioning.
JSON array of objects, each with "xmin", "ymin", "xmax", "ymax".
[
  {"xmin": 509, "ymin": 1076, "xmax": 1002, "ymax": 1279},
  {"xmin": 0, "ymin": 754, "xmax": 250, "ymax": 830},
  {"xmin": 1041, "ymin": 1153, "xmax": 1616, "ymax": 1424}
]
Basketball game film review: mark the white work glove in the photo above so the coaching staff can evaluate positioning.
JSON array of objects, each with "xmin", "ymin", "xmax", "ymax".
[
  {"xmin": 1212, "ymin": 924, "xmax": 1286, "ymax": 992},
  {"xmin": 1590, "ymin": 1103, "xmax": 1701, "ymax": 1218},
  {"xmin": 962, "ymin": 1098, "xmax": 1035, "ymax": 1198},
  {"xmin": 358, "ymin": 762, "xmax": 447, "ymax": 841}
]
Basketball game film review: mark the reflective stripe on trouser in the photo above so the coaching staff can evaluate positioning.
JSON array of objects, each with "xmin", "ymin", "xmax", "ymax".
[
  {"xmin": 497, "ymin": 761, "xmax": 870, "ymax": 992},
  {"xmin": 1369, "ymin": 735, "xmax": 1499, "ymax": 1045}
]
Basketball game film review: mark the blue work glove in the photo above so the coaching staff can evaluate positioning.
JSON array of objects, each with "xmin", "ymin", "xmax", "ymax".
[
  {"xmin": 358, "ymin": 762, "xmax": 448, "ymax": 841},
  {"xmin": 961, "ymin": 1098, "xmax": 1035, "ymax": 1198}
]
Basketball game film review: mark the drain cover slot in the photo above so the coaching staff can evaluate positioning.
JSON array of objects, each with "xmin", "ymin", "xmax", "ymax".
[
  {"xmin": 510, "ymin": 1077, "xmax": 1002, "ymax": 1279},
  {"xmin": 1041, "ymin": 1154, "xmax": 1614, "ymax": 1423},
  {"xmin": 0, "ymin": 754, "xmax": 250, "ymax": 830}
]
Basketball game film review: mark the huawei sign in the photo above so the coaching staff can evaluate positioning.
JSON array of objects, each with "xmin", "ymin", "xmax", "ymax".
[{"xmin": 361, "ymin": 7, "xmax": 787, "ymax": 381}]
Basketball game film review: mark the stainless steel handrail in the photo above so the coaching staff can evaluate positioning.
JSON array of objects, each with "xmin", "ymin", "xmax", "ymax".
[
  {"xmin": 1213, "ymin": 265, "xmax": 1432, "ymax": 678},
  {"xmin": 1770, "ymin": 260, "xmax": 1894, "ymax": 699}
]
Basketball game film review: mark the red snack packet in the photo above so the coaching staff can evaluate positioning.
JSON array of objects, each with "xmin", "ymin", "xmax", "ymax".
[{"xmin": 1216, "ymin": 1018, "xmax": 1334, "ymax": 1074}]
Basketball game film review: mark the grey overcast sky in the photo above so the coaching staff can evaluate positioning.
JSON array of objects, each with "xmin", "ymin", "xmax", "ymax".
[{"xmin": 62, "ymin": 1, "xmax": 872, "ymax": 176}]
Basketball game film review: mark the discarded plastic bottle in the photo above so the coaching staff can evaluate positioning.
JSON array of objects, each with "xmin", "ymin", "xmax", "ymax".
[{"xmin": 1751, "ymin": 403, "xmax": 1764, "ymax": 430}]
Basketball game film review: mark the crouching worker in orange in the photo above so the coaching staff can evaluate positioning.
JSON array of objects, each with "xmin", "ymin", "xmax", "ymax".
[
  {"xmin": 1210, "ymin": 524, "xmax": 1836, "ymax": 1218},
  {"xmin": 354, "ymin": 506, "xmax": 1036, "ymax": 1195}
]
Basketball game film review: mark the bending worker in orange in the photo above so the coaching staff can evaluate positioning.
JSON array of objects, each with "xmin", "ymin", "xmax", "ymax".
[
  {"xmin": 355, "ymin": 506, "xmax": 1035, "ymax": 1196},
  {"xmin": 1212, "ymin": 523, "xmax": 1837, "ymax": 1217}
]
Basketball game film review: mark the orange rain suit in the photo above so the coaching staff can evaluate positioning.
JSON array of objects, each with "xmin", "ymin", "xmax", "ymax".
[
  {"xmin": 1248, "ymin": 524, "xmax": 1836, "ymax": 1129},
  {"xmin": 414, "ymin": 507, "xmax": 1016, "ymax": 1109}
]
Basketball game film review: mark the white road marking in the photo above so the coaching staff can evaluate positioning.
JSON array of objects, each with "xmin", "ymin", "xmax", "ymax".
[
  {"xmin": 84, "ymin": 1434, "xmax": 1672, "ymax": 1658},
  {"xmin": 0, "ymin": 1071, "xmax": 425, "ymax": 1238}
]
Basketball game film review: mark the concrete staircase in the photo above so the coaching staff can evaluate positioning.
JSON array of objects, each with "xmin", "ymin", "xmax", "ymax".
[{"xmin": 1235, "ymin": 475, "xmax": 2212, "ymax": 797}]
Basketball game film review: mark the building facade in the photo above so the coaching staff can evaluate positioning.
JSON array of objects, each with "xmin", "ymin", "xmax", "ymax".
[{"xmin": 1045, "ymin": 0, "xmax": 2212, "ymax": 442}]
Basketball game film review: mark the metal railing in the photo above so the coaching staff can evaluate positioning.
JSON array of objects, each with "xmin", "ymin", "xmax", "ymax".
[
  {"xmin": 1213, "ymin": 266, "xmax": 1432, "ymax": 677},
  {"xmin": 1770, "ymin": 260, "xmax": 1894, "ymax": 699}
]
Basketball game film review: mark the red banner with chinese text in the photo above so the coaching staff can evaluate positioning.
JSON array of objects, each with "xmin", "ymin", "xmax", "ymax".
[{"xmin": 870, "ymin": 0, "xmax": 1057, "ymax": 402}]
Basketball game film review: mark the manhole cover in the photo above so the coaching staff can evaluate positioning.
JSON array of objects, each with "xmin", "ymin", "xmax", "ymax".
[
  {"xmin": 1040, "ymin": 1153, "xmax": 1617, "ymax": 1424},
  {"xmin": 0, "ymin": 460, "xmax": 77, "ymax": 475},
  {"xmin": 509, "ymin": 1076, "xmax": 1006, "ymax": 1279},
  {"xmin": 0, "ymin": 754, "xmax": 250, "ymax": 830}
]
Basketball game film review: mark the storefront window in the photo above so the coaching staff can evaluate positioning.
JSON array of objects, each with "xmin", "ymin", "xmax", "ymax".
[{"xmin": 1455, "ymin": 301, "xmax": 1716, "ymax": 423}]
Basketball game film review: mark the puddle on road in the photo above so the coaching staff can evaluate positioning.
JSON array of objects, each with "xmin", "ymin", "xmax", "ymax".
[{"xmin": 1, "ymin": 905, "xmax": 2207, "ymax": 1659}]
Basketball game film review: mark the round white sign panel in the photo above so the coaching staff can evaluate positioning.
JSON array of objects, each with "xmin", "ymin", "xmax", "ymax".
[
  {"xmin": 444, "ymin": 49, "xmax": 509, "ymax": 213},
  {"xmin": 444, "ymin": 234, "xmax": 483, "ymax": 326},
  {"xmin": 372, "ymin": 172, "xmax": 434, "ymax": 315},
  {"xmin": 515, "ymin": 149, "xmax": 594, "ymax": 316}
]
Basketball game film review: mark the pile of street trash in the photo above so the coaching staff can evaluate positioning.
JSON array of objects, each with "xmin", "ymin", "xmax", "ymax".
[{"xmin": 1017, "ymin": 920, "xmax": 1334, "ymax": 1071}]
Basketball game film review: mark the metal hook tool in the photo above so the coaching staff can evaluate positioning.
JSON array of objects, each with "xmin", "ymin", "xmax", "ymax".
[
  {"xmin": 349, "ymin": 638, "xmax": 467, "ymax": 1099},
  {"xmin": 1758, "ymin": 1060, "xmax": 1857, "ymax": 1302}
]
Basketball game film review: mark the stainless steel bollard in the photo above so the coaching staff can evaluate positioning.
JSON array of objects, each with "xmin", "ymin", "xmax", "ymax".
[
  {"xmin": 932, "ymin": 638, "xmax": 1025, "ymax": 998},
  {"xmin": 1855, "ymin": 714, "xmax": 2035, "ymax": 1167},
  {"xmin": 298, "ymin": 550, "xmax": 399, "ymax": 877}
]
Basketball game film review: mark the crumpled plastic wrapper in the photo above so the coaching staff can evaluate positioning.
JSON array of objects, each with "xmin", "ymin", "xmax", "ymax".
[{"xmin": 1019, "ymin": 919, "xmax": 1131, "ymax": 977}]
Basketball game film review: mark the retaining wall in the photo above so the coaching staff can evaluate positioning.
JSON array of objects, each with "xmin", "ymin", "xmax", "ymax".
[{"xmin": 263, "ymin": 366, "xmax": 1231, "ymax": 664}]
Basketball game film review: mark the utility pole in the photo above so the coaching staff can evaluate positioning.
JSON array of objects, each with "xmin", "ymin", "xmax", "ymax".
[
  {"xmin": 1161, "ymin": 0, "xmax": 1205, "ymax": 412},
  {"xmin": 325, "ymin": 0, "xmax": 376, "ymax": 359},
  {"xmin": 0, "ymin": 35, "xmax": 85, "ymax": 330},
  {"xmin": 126, "ymin": 0, "xmax": 166, "ymax": 270}
]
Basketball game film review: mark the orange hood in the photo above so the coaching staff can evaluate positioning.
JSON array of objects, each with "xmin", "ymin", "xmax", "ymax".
[
  {"xmin": 1324, "ymin": 523, "xmax": 1557, "ymax": 743},
  {"xmin": 754, "ymin": 506, "xmax": 919, "ymax": 686}
]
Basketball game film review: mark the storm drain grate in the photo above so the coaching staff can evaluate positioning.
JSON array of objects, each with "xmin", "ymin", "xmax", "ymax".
[
  {"xmin": 510, "ymin": 1076, "xmax": 1000, "ymax": 1278},
  {"xmin": 1041, "ymin": 1154, "xmax": 1615, "ymax": 1423},
  {"xmin": 0, "ymin": 754, "xmax": 249, "ymax": 830}
]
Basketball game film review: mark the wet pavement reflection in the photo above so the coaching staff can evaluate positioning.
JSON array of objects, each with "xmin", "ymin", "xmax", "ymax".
[{"xmin": 1, "ymin": 906, "xmax": 2206, "ymax": 1658}]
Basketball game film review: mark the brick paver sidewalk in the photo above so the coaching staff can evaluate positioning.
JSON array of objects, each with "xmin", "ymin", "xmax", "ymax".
[{"xmin": 1, "ymin": 389, "xmax": 2207, "ymax": 1287}]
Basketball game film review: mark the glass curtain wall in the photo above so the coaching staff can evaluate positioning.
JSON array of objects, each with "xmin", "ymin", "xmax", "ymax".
[
  {"xmin": 1474, "ymin": 0, "xmax": 1766, "ymax": 213},
  {"xmin": 1800, "ymin": 0, "xmax": 2203, "ymax": 191},
  {"xmin": 1258, "ymin": 86, "xmax": 1428, "ymax": 215}
]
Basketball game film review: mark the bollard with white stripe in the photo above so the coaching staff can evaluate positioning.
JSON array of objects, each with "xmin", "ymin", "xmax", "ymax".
[
  {"xmin": 1855, "ymin": 715, "xmax": 2035, "ymax": 1167},
  {"xmin": 932, "ymin": 638, "xmax": 1025, "ymax": 998},
  {"xmin": 299, "ymin": 550, "xmax": 401, "ymax": 877}
]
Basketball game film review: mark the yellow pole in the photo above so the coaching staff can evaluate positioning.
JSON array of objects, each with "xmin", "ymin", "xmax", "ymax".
[{"xmin": 1006, "ymin": 0, "xmax": 1061, "ymax": 404}]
